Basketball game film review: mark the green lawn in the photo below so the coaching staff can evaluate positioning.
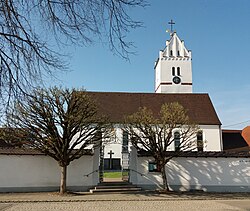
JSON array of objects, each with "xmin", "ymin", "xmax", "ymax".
[
  {"xmin": 103, "ymin": 171, "xmax": 129, "ymax": 178},
  {"xmin": 104, "ymin": 171, "xmax": 122, "ymax": 178}
]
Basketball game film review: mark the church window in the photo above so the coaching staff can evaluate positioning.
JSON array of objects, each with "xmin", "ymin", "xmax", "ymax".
[
  {"xmin": 170, "ymin": 50, "xmax": 173, "ymax": 56},
  {"xmin": 122, "ymin": 131, "xmax": 129, "ymax": 152},
  {"xmin": 172, "ymin": 67, "xmax": 175, "ymax": 76},
  {"xmin": 177, "ymin": 67, "xmax": 180, "ymax": 76},
  {"xmin": 177, "ymin": 50, "xmax": 180, "ymax": 56},
  {"xmin": 197, "ymin": 131, "xmax": 203, "ymax": 152},
  {"xmin": 174, "ymin": 131, "xmax": 181, "ymax": 151}
]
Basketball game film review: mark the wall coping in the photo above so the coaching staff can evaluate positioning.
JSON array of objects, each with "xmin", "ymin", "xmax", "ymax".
[
  {"xmin": 0, "ymin": 148, "xmax": 94, "ymax": 156},
  {"xmin": 137, "ymin": 150, "xmax": 250, "ymax": 158}
]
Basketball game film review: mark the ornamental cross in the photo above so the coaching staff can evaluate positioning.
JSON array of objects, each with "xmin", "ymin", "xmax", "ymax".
[
  {"xmin": 168, "ymin": 19, "xmax": 175, "ymax": 33},
  {"xmin": 108, "ymin": 150, "xmax": 114, "ymax": 169}
]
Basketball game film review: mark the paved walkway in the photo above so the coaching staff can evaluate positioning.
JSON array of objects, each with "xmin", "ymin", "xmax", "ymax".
[
  {"xmin": 0, "ymin": 191, "xmax": 250, "ymax": 202},
  {"xmin": 0, "ymin": 192, "xmax": 250, "ymax": 211},
  {"xmin": 1, "ymin": 200, "xmax": 250, "ymax": 211}
]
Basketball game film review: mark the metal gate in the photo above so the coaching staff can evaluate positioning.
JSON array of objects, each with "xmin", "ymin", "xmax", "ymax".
[{"xmin": 99, "ymin": 145, "xmax": 104, "ymax": 183}]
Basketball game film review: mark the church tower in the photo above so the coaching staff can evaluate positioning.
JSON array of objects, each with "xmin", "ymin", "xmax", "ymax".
[{"xmin": 155, "ymin": 22, "xmax": 192, "ymax": 93}]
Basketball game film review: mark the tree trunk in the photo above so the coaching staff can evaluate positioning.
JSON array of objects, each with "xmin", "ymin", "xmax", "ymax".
[
  {"xmin": 60, "ymin": 165, "xmax": 67, "ymax": 195},
  {"xmin": 161, "ymin": 165, "xmax": 169, "ymax": 191}
]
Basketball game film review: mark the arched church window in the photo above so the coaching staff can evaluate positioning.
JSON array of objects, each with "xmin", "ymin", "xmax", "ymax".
[
  {"xmin": 197, "ymin": 131, "xmax": 203, "ymax": 152},
  {"xmin": 177, "ymin": 67, "xmax": 180, "ymax": 76},
  {"xmin": 172, "ymin": 67, "xmax": 175, "ymax": 76},
  {"xmin": 170, "ymin": 50, "xmax": 173, "ymax": 56},
  {"xmin": 177, "ymin": 51, "xmax": 180, "ymax": 56},
  {"xmin": 174, "ymin": 131, "xmax": 180, "ymax": 151}
]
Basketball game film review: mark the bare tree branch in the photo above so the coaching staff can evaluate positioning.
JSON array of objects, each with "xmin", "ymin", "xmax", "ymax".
[
  {"xmin": 5, "ymin": 86, "xmax": 112, "ymax": 194},
  {"xmin": 0, "ymin": 0, "xmax": 147, "ymax": 111},
  {"xmin": 124, "ymin": 102, "xmax": 200, "ymax": 191}
]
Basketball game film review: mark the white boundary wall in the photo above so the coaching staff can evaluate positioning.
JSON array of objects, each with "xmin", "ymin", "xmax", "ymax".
[
  {"xmin": 130, "ymin": 152, "xmax": 250, "ymax": 192},
  {"xmin": 0, "ymin": 151, "xmax": 99, "ymax": 192}
]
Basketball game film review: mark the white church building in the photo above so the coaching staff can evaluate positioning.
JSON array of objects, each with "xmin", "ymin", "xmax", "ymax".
[
  {"xmin": 93, "ymin": 28, "xmax": 249, "ymax": 192},
  {"xmin": 99, "ymin": 29, "xmax": 223, "ymax": 171},
  {"xmin": 0, "ymin": 26, "xmax": 249, "ymax": 192}
]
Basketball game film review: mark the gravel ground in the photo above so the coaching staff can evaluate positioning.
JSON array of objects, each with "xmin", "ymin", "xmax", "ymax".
[{"xmin": 1, "ymin": 200, "xmax": 249, "ymax": 211}]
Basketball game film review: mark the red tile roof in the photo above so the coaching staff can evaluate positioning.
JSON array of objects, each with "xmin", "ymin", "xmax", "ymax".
[
  {"xmin": 222, "ymin": 129, "xmax": 242, "ymax": 133},
  {"xmin": 87, "ymin": 92, "xmax": 221, "ymax": 125},
  {"xmin": 242, "ymin": 126, "xmax": 250, "ymax": 146}
]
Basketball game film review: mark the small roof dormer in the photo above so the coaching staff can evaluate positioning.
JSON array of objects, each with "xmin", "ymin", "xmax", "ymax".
[{"xmin": 162, "ymin": 32, "xmax": 191, "ymax": 59}]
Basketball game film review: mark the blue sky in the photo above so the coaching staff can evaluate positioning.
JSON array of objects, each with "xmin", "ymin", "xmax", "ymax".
[{"xmin": 51, "ymin": 0, "xmax": 250, "ymax": 129}]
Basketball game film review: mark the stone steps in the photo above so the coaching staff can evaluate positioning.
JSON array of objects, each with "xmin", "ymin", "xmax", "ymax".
[
  {"xmin": 94, "ymin": 185, "xmax": 138, "ymax": 189},
  {"xmin": 89, "ymin": 181, "xmax": 142, "ymax": 193}
]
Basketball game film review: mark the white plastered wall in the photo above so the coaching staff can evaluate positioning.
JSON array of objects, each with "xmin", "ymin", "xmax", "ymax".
[
  {"xmin": 199, "ymin": 125, "xmax": 222, "ymax": 151},
  {"xmin": 103, "ymin": 126, "xmax": 134, "ymax": 159},
  {"xmin": 153, "ymin": 124, "xmax": 222, "ymax": 152},
  {"xmin": 104, "ymin": 126, "xmax": 122, "ymax": 159},
  {"xmin": 130, "ymin": 156, "xmax": 250, "ymax": 192},
  {"xmin": 104, "ymin": 144, "xmax": 122, "ymax": 159},
  {"xmin": 155, "ymin": 57, "xmax": 192, "ymax": 93},
  {"xmin": 0, "ymin": 153, "xmax": 98, "ymax": 192}
]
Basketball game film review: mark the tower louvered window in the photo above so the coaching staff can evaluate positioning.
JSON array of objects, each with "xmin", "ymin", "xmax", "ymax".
[
  {"xmin": 177, "ymin": 67, "xmax": 180, "ymax": 76},
  {"xmin": 172, "ymin": 67, "xmax": 175, "ymax": 76}
]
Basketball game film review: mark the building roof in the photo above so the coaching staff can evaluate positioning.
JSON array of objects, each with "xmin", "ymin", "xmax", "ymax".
[
  {"xmin": 0, "ymin": 128, "xmax": 25, "ymax": 148},
  {"xmin": 0, "ymin": 148, "xmax": 94, "ymax": 156},
  {"xmin": 242, "ymin": 126, "xmax": 250, "ymax": 146},
  {"xmin": 87, "ymin": 92, "xmax": 221, "ymax": 125},
  {"xmin": 222, "ymin": 130, "xmax": 249, "ymax": 151},
  {"xmin": 0, "ymin": 148, "xmax": 44, "ymax": 155}
]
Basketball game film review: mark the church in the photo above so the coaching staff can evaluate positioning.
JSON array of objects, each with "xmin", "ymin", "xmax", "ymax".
[
  {"xmin": 0, "ymin": 24, "xmax": 249, "ymax": 193},
  {"xmin": 86, "ymin": 25, "xmax": 250, "ymax": 192},
  {"xmin": 96, "ymin": 26, "xmax": 223, "ymax": 172}
]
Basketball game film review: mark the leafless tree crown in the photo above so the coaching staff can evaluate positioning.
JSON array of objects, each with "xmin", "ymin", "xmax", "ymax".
[
  {"xmin": 6, "ymin": 87, "xmax": 111, "ymax": 164},
  {"xmin": 0, "ymin": 0, "xmax": 147, "ymax": 108},
  {"xmin": 124, "ymin": 102, "xmax": 199, "ymax": 190}
]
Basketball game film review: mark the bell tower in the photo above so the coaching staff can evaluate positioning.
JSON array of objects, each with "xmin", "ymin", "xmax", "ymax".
[{"xmin": 155, "ymin": 20, "xmax": 192, "ymax": 93}]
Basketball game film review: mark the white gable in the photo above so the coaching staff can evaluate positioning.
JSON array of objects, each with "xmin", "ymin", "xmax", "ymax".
[{"xmin": 163, "ymin": 32, "xmax": 191, "ymax": 58}]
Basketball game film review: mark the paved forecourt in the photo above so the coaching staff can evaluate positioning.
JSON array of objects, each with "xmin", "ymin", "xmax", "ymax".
[
  {"xmin": 0, "ymin": 192, "xmax": 250, "ymax": 211},
  {"xmin": 1, "ymin": 200, "xmax": 250, "ymax": 211},
  {"xmin": 0, "ymin": 191, "xmax": 250, "ymax": 203}
]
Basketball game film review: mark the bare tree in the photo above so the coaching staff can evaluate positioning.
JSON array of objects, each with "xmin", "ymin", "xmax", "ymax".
[
  {"xmin": 0, "ymin": 128, "xmax": 25, "ymax": 148},
  {"xmin": 124, "ymin": 102, "xmax": 199, "ymax": 191},
  {"xmin": 0, "ymin": 0, "xmax": 147, "ymax": 108},
  {"xmin": 6, "ymin": 87, "xmax": 111, "ymax": 194}
]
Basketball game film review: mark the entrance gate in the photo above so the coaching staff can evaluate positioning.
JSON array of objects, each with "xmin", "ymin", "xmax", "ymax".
[
  {"xmin": 99, "ymin": 142, "xmax": 130, "ymax": 183},
  {"xmin": 99, "ymin": 145, "xmax": 104, "ymax": 183}
]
